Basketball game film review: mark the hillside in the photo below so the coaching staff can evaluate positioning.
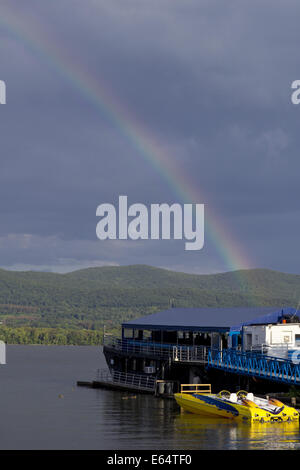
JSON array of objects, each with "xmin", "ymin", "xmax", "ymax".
[{"xmin": 0, "ymin": 265, "xmax": 299, "ymax": 344}]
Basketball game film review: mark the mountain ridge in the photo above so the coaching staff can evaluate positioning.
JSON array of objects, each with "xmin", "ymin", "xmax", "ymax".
[{"xmin": 0, "ymin": 265, "xmax": 299, "ymax": 333}]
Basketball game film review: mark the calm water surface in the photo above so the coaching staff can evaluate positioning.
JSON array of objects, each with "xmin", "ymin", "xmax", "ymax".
[{"xmin": 0, "ymin": 345, "xmax": 299, "ymax": 450}]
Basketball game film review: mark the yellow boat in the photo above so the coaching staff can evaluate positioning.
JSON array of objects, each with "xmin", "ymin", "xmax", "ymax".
[{"xmin": 174, "ymin": 384, "xmax": 299, "ymax": 423}]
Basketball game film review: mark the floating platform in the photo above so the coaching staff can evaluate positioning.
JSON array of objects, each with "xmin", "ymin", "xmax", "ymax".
[
  {"xmin": 76, "ymin": 371, "xmax": 177, "ymax": 398},
  {"xmin": 77, "ymin": 379, "xmax": 154, "ymax": 394}
]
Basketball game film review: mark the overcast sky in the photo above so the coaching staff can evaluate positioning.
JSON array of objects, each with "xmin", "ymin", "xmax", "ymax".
[{"xmin": 0, "ymin": 0, "xmax": 300, "ymax": 274}]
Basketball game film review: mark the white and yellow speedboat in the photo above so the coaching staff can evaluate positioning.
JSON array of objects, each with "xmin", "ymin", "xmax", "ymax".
[{"xmin": 174, "ymin": 384, "xmax": 299, "ymax": 423}]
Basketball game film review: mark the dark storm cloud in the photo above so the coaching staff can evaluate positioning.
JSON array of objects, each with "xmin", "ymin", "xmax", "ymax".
[{"xmin": 0, "ymin": 0, "xmax": 300, "ymax": 273}]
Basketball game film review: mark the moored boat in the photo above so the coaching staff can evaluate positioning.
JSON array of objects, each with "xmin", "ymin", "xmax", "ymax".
[{"xmin": 174, "ymin": 384, "xmax": 299, "ymax": 423}]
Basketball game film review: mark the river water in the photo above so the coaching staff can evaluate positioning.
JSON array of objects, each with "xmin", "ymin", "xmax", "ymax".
[{"xmin": 0, "ymin": 345, "xmax": 299, "ymax": 450}]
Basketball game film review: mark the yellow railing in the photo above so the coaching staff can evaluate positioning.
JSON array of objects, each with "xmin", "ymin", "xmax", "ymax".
[{"xmin": 180, "ymin": 383, "xmax": 211, "ymax": 394}]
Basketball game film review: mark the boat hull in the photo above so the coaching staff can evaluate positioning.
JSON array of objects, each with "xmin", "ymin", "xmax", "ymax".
[{"xmin": 174, "ymin": 393, "xmax": 299, "ymax": 423}]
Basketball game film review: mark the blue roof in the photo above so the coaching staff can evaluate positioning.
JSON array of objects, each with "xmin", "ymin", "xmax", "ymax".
[
  {"xmin": 122, "ymin": 307, "xmax": 288, "ymax": 333},
  {"xmin": 230, "ymin": 307, "xmax": 298, "ymax": 331}
]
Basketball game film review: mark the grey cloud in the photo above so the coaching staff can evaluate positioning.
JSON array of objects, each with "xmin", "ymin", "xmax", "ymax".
[{"xmin": 0, "ymin": 0, "xmax": 300, "ymax": 273}]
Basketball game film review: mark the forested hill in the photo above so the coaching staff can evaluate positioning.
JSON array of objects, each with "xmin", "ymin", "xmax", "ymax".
[{"xmin": 0, "ymin": 265, "xmax": 299, "ymax": 344}]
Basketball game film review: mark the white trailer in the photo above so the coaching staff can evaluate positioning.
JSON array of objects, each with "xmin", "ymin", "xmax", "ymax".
[{"xmin": 242, "ymin": 323, "xmax": 300, "ymax": 359}]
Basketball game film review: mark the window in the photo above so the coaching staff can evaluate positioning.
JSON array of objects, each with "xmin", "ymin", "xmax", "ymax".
[{"xmin": 124, "ymin": 328, "xmax": 133, "ymax": 339}]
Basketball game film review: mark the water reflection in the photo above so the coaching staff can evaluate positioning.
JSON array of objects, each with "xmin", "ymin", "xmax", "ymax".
[
  {"xmin": 91, "ymin": 389, "xmax": 300, "ymax": 450},
  {"xmin": 1, "ymin": 346, "xmax": 299, "ymax": 450},
  {"xmin": 174, "ymin": 412, "xmax": 300, "ymax": 450}
]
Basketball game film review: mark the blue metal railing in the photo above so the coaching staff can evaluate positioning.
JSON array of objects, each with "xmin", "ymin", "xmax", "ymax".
[{"xmin": 207, "ymin": 348, "xmax": 300, "ymax": 385}]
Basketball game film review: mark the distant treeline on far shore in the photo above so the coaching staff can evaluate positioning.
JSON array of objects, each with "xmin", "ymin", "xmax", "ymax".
[
  {"xmin": 0, "ymin": 264, "xmax": 300, "ymax": 344},
  {"xmin": 0, "ymin": 326, "xmax": 115, "ymax": 345}
]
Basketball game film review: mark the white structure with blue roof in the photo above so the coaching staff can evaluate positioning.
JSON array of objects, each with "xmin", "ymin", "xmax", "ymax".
[{"xmin": 103, "ymin": 306, "xmax": 300, "ymax": 390}]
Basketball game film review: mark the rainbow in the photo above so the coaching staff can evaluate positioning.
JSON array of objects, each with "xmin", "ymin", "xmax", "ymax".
[{"xmin": 0, "ymin": 7, "xmax": 255, "ymax": 273}]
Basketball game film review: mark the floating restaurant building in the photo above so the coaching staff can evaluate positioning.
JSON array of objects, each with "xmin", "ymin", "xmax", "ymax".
[{"xmin": 102, "ymin": 307, "xmax": 300, "ymax": 394}]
